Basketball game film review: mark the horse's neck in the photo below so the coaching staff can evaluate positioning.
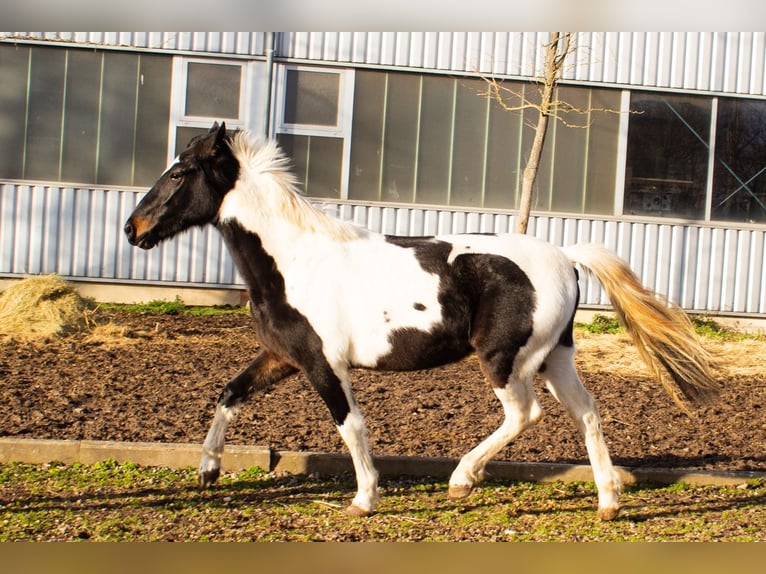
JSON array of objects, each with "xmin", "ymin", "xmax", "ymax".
[{"xmin": 216, "ymin": 219, "xmax": 299, "ymax": 303}]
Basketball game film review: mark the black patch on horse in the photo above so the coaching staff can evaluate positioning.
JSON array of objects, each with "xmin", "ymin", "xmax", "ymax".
[{"xmin": 217, "ymin": 220, "xmax": 351, "ymax": 426}]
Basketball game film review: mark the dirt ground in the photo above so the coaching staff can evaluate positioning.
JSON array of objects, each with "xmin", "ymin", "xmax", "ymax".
[{"xmin": 1, "ymin": 309, "xmax": 765, "ymax": 474}]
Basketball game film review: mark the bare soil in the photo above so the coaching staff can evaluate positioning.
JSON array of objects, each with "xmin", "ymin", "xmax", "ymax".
[{"xmin": 1, "ymin": 310, "xmax": 765, "ymax": 474}]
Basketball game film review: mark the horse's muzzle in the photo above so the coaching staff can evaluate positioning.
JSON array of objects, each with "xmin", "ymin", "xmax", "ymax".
[{"xmin": 124, "ymin": 217, "xmax": 156, "ymax": 249}]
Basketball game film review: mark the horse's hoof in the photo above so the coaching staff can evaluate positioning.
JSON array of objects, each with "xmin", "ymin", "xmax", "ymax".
[
  {"xmin": 597, "ymin": 506, "xmax": 620, "ymax": 521},
  {"xmin": 448, "ymin": 484, "xmax": 473, "ymax": 499},
  {"xmin": 198, "ymin": 468, "xmax": 220, "ymax": 489},
  {"xmin": 346, "ymin": 503, "xmax": 374, "ymax": 517}
]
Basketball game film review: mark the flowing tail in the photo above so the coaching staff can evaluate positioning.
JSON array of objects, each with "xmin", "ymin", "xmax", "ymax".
[{"xmin": 563, "ymin": 243, "xmax": 719, "ymax": 412}]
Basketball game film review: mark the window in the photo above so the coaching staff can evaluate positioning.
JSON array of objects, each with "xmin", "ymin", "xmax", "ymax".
[
  {"xmin": 274, "ymin": 66, "xmax": 352, "ymax": 199},
  {"xmin": 170, "ymin": 58, "xmax": 247, "ymax": 157},
  {"xmin": 0, "ymin": 44, "xmax": 171, "ymax": 187},
  {"xmin": 712, "ymin": 98, "xmax": 766, "ymax": 223},
  {"xmin": 348, "ymin": 70, "xmax": 619, "ymax": 213},
  {"xmin": 624, "ymin": 93, "xmax": 711, "ymax": 219}
]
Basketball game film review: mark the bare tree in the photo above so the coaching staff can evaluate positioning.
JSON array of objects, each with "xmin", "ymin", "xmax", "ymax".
[{"xmin": 482, "ymin": 33, "xmax": 584, "ymax": 233}]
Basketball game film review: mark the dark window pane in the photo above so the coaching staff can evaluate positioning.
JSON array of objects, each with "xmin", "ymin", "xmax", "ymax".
[
  {"xmin": 277, "ymin": 134, "xmax": 343, "ymax": 199},
  {"xmin": 0, "ymin": 44, "xmax": 29, "ymax": 179},
  {"xmin": 584, "ymin": 88, "xmax": 621, "ymax": 214},
  {"xmin": 348, "ymin": 70, "xmax": 386, "ymax": 201},
  {"xmin": 381, "ymin": 73, "xmax": 419, "ymax": 203},
  {"xmin": 175, "ymin": 127, "xmax": 212, "ymax": 158},
  {"xmin": 712, "ymin": 99, "xmax": 766, "ymax": 223},
  {"xmin": 624, "ymin": 92, "xmax": 710, "ymax": 218},
  {"xmin": 484, "ymin": 86, "xmax": 524, "ymax": 210},
  {"xmin": 415, "ymin": 75, "xmax": 452, "ymax": 205},
  {"xmin": 134, "ymin": 54, "xmax": 172, "ymax": 186},
  {"xmin": 284, "ymin": 69, "xmax": 339, "ymax": 126},
  {"xmin": 61, "ymin": 50, "xmax": 102, "ymax": 184},
  {"xmin": 26, "ymin": 47, "xmax": 65, "ymax": 180},
  {"xmin": 0, "ymin": 45, "xmax": 170, "ymax": 187},
  {"xmin": 97, "ymin": 52, "xmax": 138, "ymax": 186},
  {"xmin": 185, "ymin": 62, "xmax": 241, "ymax": 119},
  {"xmin": 450, "ymin": 78, "xmax": 489, "ymax": 208}
]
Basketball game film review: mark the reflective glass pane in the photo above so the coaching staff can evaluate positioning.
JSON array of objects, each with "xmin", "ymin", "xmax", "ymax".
[
  {"xmin": 97, "ymin": 52, "xmax": 138, "ymax": 186},
  {"xmin": 450, "ymin": 78, "xmax": 489, "ymax": 207},
  {"xmin": 277, "ymin": 134, "xmax": 343, "ymax": 198},
  {"xmin": 185, "ymin": 62, "xmax": 241, "ymax": 119},
  {"xmin": 624, "ymin": 92, "xmax": 710, "ymax": 218},
  {"xmin": 26, "ymin": 47, "xmax": 65, "ymax": 180},
  {"xmin": 0, "ymin": 44, "xmax": 29, "ymax": 179},
  {"xmin": 175, "ymin": 127, "xmax": 212, "ymax": 158},
  {"xmin": 415, "ymin": 75, "xmax": 452, "ymax": 205},
  {"xmin": 380, "ymin": 73, "xmax": 419, "ymax": 203},
  {"xmin": 348, "ymin": 70, "xmax": 385, "ymax": 201},
  {"xmin": 712, "ymin": 99, "xmax": 766, "ymax": 223},
  {"xmin": 284, "ymin": 69, "xmax": 339, "ymax": 126},
  {"xmin": 61, "ymin": 50, "xmax": 102, "ymax": 184},
  {"xmin": 133, "ymin": 54, "xmax": 172, "ymax": 186}
]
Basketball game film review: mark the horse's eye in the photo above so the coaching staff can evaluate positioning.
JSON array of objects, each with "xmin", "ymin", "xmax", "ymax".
[{"xmin": 170, "ymin": 171, "xmax": 184, "ymax": 181}]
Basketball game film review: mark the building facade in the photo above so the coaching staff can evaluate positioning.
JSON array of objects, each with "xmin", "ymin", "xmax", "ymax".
[{"xmin": 1, "ymin": 32, "xmax": 765, "ymax": 316}]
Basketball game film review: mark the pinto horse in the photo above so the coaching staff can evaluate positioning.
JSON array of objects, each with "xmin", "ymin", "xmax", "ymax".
[{"xmin": 125, "ymin": 122, "xmax": 717, "ymax": 520}]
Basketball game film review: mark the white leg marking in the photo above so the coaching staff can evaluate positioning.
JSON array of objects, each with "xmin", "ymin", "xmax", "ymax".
[
  {"xmin": 337, "ymin": 408, "xmax": 380, "ymax": 514},
  {"xmin": 199, "ymin": 403, "xmax": 240, "ymax": 479},
  {"xmin": 449, "ymin": 378, "xmax": 542, "ymax": 496},
  {"xmin": 541, "ymin": 345, "xmax": 622, "ymax": 520},
  {"xmin": 335, "ymin": 373, "xmax": 379, "ymax": 515}
]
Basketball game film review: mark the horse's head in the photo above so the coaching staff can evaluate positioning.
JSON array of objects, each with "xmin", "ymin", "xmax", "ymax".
[{"xmin": 124, "ymin": 122, "xmax": 239, "ymax": 249}]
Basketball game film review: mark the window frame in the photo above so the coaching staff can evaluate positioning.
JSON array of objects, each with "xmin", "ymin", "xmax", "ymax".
[
  {"xmin": 167, "ymin": 57, "xmax": 250, "ymax": 160},
  {"xmin": 272, "ymin": 64, "xmax": 355, "ymax": 198}
]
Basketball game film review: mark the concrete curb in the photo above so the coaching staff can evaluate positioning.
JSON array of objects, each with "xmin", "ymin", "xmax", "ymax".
[{"xmin": 1, "ymin": 437, "xmax": 763, "ymax": 487}]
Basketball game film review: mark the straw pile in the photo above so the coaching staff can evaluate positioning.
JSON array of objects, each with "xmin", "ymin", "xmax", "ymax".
[{"xmin": 0, "ymin": 275, "xmax": 94, "ymax": 340}]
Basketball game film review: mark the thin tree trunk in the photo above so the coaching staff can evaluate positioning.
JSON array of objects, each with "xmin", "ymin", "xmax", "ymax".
[
  {"xmin": 515, "ymin": 32, "xmax": 566, "ymax": 234},
  {"xmin": 517, "ymin": 111, "xmax": 549, "ymax": 234}
]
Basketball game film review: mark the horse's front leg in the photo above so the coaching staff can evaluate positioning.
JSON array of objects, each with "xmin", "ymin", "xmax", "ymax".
[
  {"xmin": 305, "ymin": 362, "xmax": 379, "ymax": 516},
  {"xmin": 199, "ymin": 350, "xmax": 297, "ymax": 487}
]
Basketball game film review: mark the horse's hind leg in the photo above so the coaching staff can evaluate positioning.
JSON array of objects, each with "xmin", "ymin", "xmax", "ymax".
[
  {"xmin": 199, "ymin": 350, "xmax": 297, "ymax": 487},
  {"xmin": 449, "ymin": 373, "xmax": 542, "ymax": 498},
  {"xmin": 539, "ymin": 344, "xmax": 622, "ymax": 520},
  {"xmin": 449, "ymin": 329, "xmax": 546, "ymax": 498}
]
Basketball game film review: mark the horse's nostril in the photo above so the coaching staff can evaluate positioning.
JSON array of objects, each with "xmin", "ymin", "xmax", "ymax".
[{"xmin": 124, "ymin": 221, "xmax": 134, "ymax": 240}]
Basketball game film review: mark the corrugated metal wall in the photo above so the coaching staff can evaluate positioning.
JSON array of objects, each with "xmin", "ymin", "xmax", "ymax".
[
  {"xmin": 5, "ymin": 32, "xmax": 268, "ymax": 57},
  {"xmin": 6, "ymin": 32, "xmax": 766, "ymax": 96},
  {"xmin": 1, "ymin": 32, "xmax": 765, "ymax": 316},
  {"xmin": 2, "ymin": 183, "xmax": 764, "ymax": 316},
  {"xmin": 277, "ymin": 32, "xmax": 766, "ymax": 96}
]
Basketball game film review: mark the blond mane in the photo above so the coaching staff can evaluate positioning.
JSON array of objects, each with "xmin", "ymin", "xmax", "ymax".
[{"xmin": 228, "ymin": 131, "xmax": 365, "ymax": 242}]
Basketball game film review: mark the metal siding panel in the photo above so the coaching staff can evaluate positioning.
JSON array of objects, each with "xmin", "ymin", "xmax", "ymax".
[
  {"xmin": 366, "ymin": 206, "xmax": 382, "ymax": 233},
  {"xmin": 721, "ymin": 228, "xmax": 739, "ymax": 312},
  {"xmin": 393, "ymin": 33, "xmax": 411, "ymax": 68},
  {"xmin": 0, "ymin": 185, "xmax": 16, "ymax": 273},
  {"xmin": 708, "ymin": 227, "xmax": 726, "ymax": 311},
  {"xmin": 733, "ymin": 230, "xmax": 752, "ymax": 313},
  {"xmin": 669, "ymin": 32, "xmax": 686, "ymax": 89},
  {"xmin": 43, "ymin": 188, "xmax": 60, "ymax": 273},
  {"xmin": 28, "ymin": 186, "xmax": 46, "ymax": 274},
  {"xmin": 381, "ymin": 207, "xmax": 398, "ymax": 235},
  {"xmin": 746, "ymin": 230, "xmax": 765, "ymax": 313},
  {"xmin": 437, "ymin": 211, "xmax": 452, "ymax": 235},
  {"xmin": 423, "ymin": 210, "xmax": 439, "ymax": 236}
]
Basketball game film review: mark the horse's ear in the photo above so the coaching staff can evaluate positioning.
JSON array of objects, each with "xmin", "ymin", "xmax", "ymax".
[{"xmin": 198, "ymin": 122, "xmax": 228, "ymax": 159}]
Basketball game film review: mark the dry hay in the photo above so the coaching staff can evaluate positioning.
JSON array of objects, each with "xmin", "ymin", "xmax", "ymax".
[
  {"xmin": 0, "ymin": 275, "xmax": 95, "ymax": 340},
  {"xmin": 575, "ymin": 330, "xmax": 765, "ymax": 380}
]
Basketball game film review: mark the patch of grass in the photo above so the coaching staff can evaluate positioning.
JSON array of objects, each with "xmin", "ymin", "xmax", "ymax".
[
  {"xmin": 3, "ymin": 465, "xmax": 766, "ymax": 541},
  {"xmin": 99, "ymin": 297, "xmax": 247, "ymax": 317},
  {"xmin": 576, "ymin": 313, "xmax": 623, "ymax": 335},
  {"xmin": 576, "ymin": 312, "xmax": 761, "ymax": 341}
]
